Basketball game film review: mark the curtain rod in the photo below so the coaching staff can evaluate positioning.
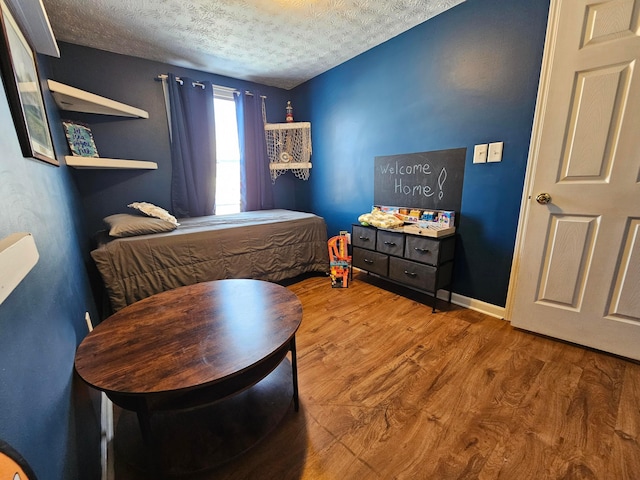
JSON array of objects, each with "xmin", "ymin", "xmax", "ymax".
[{"xmin": 156, "ymin": 74, "xmax": 266, "ymax": 98}]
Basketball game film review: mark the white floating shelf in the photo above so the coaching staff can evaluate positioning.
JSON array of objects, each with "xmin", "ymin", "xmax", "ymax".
[
  {"xmin": 0, "ymin": 233, "xmax": 39, "ymax": 305},
  {"xmin": 47, "ymin": 80, "xmax": 149, "ymax": 118},
  {"xmin": 269, "ymin": 162, "xmax": 313, "ymax": 171},
  {"xmin": 65, "ymin": 156, "xmax": 158, "ymax": 170},
  {"xmin": 265, "ymin": 122, "xmax": 310, "ymax": 130}
]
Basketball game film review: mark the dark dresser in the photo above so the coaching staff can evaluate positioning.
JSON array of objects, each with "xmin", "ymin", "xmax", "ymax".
[{"xmin": 352, "ymin": 224, "xmax": 455, "ymax": 312}]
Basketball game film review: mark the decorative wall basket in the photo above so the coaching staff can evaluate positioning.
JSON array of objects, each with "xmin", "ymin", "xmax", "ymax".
[{"xmin": 265, "ymin": 122, "xmax": 312, "ymax": 181}]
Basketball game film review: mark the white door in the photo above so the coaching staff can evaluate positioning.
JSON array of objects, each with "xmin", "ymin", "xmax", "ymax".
[{"xmin": 507, "ymin": 0, "xmax": 640, "ymax": 360}]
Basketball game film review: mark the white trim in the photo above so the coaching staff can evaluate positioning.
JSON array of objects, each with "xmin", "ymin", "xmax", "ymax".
[
  {"xmin": 0, "ymin": 233, "xmax": 38, "ymax": 305},
  {"xmin": 438, "ymin": 290, "xmax": 506, "ymax": 319},
  {"xmin": 505, "ymin": 0, "xmax": 559, "ymax": 321},
  {"xmin": 85, "ymin": 315, "xmax": 115, "ymax": 480},
  {"xmin": 4, "ymin": 0, "xmax": 59, "ymax": 56},
  {"xmin": 353, "ymin": 267, "xmax": 506, "ymax": 319},
  {"xmin": 101, "ymin": 393, "xmax": 114, "ymax": 480}
]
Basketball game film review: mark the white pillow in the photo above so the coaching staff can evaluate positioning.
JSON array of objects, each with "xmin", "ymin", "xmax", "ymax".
[{"xmin": 128, "ymin": 202, "xmax": 179, "ymax": 226}]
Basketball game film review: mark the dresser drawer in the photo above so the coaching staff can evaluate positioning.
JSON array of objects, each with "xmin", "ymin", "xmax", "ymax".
[
  {"xmin": 404, "ymin": 235, "xmax": 441, "ymax": 265},
  {"xmin": 376, "ymin": 230, "xmax": 404, "ymax": 256},
  {"xmin": 353, "ymin": 247, "xmax": 388, "ymax": 276},
  {"xmin": 352, "ymin": 225, "xmax": 376, "ymax": 249},
  {"xmin": 389, "ymin": 257, "xmax": 437, "ymax": 292}
]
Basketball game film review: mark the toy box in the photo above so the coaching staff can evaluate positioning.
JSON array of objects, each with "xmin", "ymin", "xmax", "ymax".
[{"xmin": 404, "ymin": 224, "xmax": 456, "ymax": 238}]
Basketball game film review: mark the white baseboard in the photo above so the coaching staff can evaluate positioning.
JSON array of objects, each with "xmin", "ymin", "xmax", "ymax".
[
  {"xmin": 437, "ymin": 290, "xmax": 506, "ymax": 319},
  {"xmin": 353, "ymin": 269, "xmax": 506, "ymax": 320},
  {"xmin": 100, "ymin": 393, "xmax": 115, "ymax": 480}
]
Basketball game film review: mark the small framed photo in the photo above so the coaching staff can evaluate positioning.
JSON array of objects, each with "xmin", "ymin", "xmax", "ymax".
[
  {"xmin": 62, "ymin": 120, "xmax": 99, "ymax": 157},
  {"xmin": 0, "ymin": 0, "xmax": 57, "ymax": 165}
]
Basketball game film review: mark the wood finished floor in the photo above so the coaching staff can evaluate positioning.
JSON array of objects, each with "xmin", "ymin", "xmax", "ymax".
[{"xmin": 115, "ymin": 272, "xmax": 640, "ymax": 479}]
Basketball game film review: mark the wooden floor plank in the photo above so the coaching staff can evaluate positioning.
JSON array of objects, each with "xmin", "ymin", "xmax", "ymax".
[
  {"xmin": 610, "ymin": 362, "xmax": 640, "ymax": 478},
  {"xmin": 114, "ymin": 273, "xmax": 640, "ymax": 479}
]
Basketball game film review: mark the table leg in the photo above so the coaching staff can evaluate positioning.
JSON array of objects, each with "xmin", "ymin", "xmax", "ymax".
[
  {"xmin": 290, "ymin": 336, "xmax": 299, "ymax": 412},
  {"xmin": 136, "ymin": 399, "xmax": 162, "ymax": 478}
]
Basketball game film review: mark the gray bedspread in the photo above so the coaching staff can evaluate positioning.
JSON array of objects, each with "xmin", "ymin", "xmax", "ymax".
[{"xmin": 91, "ymin": 209, "xmax": 329, "ymax": 311}]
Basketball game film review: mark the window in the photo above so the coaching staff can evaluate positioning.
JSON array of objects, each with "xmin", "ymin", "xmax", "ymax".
[
  {"xmin": 213, "ymin": 92, "xmax": 241, "ymax": 215},
  {"xmin": 161, "ymin": 78, "xmax": 242, "ymax": 215}
]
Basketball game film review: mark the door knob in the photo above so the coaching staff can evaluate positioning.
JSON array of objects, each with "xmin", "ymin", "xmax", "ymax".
[{"xmin": 536, "ymin": 193, "xmax": 551, "ymax": 204}]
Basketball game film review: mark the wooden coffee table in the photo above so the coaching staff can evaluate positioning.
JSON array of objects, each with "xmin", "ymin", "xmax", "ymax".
[{"xmin": 74, "ymin": 279, "xmax": 302, "ymax": 476}]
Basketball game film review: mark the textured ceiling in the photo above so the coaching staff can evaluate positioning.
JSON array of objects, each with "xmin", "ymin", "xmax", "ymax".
[{"xmin": 42, "ymin": 0, "xmax": 464, "ymax": 90}]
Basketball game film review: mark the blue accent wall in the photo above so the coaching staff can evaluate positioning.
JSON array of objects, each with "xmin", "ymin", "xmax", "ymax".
[
  {"xmin": 294, "ymin": 0, "xmax": 550, "ymax": 306},
  {"xmin": 0, "ymin": 58, "xmax": 100, "ymax": 479},
  {"xmin": 48, "ymin": 43, "xmax": 307, "ymax": 237}
]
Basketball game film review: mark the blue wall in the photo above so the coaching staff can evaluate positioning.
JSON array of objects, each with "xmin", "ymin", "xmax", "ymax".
[
  {"xmin": 294, "ymin": 0, "xmax": 550, "ymax": 306},
  {"xmin": 48, "ymin": 43, "xmax": 308, "ymax": 237},
  {"xmin": 0, "ymin": 0, "xmax": 549, "ymax": 475},
  {"xmin": 0, "ymin": 58, "xmax": 100, "ymax": 478},
  {"xmin": 47, "ymin": 0, "xmax": 550, "ymax": 309},
  {"xmin": 0, "ymin": 42, "xmax": 306, "ymax": 480}
]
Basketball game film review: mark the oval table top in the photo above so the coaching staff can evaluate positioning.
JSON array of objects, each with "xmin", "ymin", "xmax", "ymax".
[{"xmin": 75, "ymin": 279, "xmax": 302, "ymax": 396}]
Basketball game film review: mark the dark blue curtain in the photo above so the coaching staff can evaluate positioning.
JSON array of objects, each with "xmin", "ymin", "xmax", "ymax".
[
  {"xmin": 167, "ymin": 73, "xmax": 216, "ymax": 217},
  {"xmin": 235, "ymin": 91, "xmax": 274, "ymax": 211}
]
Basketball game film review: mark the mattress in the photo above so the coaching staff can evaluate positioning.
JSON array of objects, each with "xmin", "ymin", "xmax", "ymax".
[{"xmin": 91, "ymin": 209, "xmax": 329, "ymax": 311}]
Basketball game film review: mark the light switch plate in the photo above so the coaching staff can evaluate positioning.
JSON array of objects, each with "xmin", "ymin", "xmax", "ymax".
[
  {"xmin": 473, "ymin": 144, "xmax": 488, "ymax": 164},
  {"xmin": 488, "ymin": 142, "xmax": 503, "ymax": 162}
]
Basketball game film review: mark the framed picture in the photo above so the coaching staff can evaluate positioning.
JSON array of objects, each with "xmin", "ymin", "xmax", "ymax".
[{"xmin": 0, "ymin": 0, "xmax": 57, "ymax": 166}]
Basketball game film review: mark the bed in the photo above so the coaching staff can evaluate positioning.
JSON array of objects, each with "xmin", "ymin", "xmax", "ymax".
[{"xmin": 91, "ymin": 209, "xmax": 329, "ymax": 312}]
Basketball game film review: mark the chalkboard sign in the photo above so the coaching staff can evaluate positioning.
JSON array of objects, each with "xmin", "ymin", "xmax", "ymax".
[{"xmin": 374, "ymin": 148, "xmax": 466, "ymax": 212}]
